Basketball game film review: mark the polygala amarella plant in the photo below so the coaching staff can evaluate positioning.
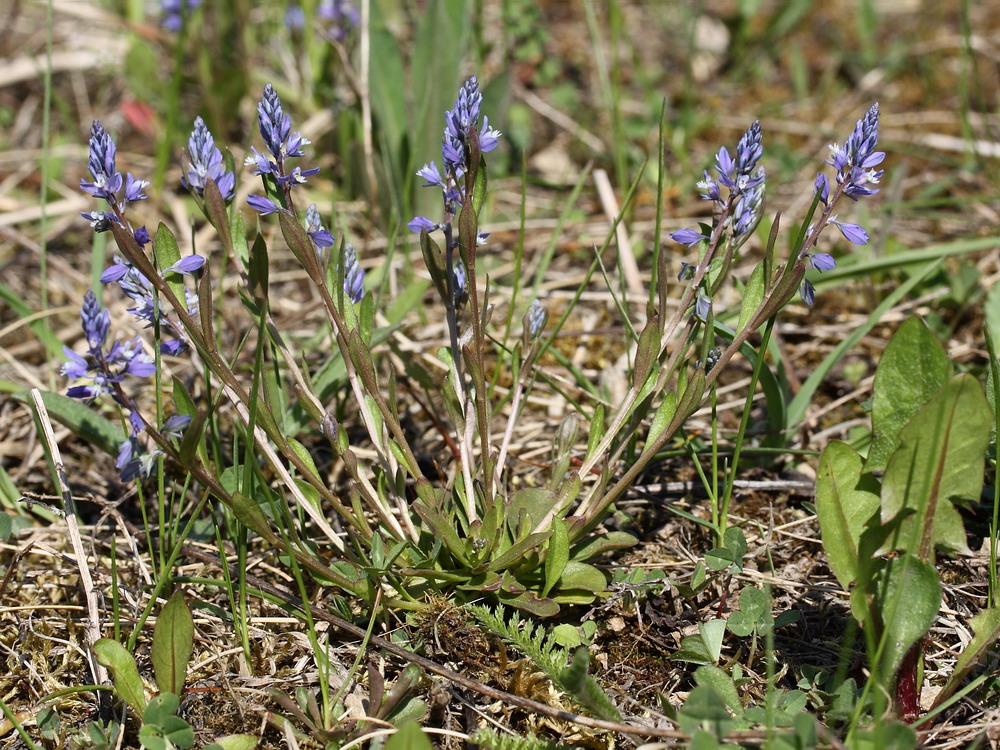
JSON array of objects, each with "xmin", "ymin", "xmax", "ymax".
[{"xmin": 63, "ymin": 79, "xmax": 885, "ymax": 616}]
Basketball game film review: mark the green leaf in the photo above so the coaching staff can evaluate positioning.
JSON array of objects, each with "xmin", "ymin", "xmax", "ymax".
[
  {"xmin": 568, "ymin": 531, "xmax": 637, "ymax": 562},
  {"xmin": 385, "ymin": 721, "xmax": 434, "ymax": 750},
  {"xmin": 880, "ymin": 374, "xmax": 989, "ymax": 558},
  {"xmin": 815, "ymin": 441, "xmax": 881, "ymax": 589},
  {"xmin": 699, "ymin": 619, "xmax": 727, "ymax": 663},
  {"xmin": 647, "ymin": 391, "xmax": 677, "ymax": 444},
  {"xmin": 94, "ymin": 638, "xmax": 146, "ymax": 715},
  {"xmin": 632, "ymin": 314, "xmax": 660, "ymax": 388},
  {"xmin": 877, "ymin": 554, "xmax": 940, "ymax": 682},
  {"xmin": 498, "ymin": 591, "xmax": 560, "ymax": 617},
  {"xmin": 554, "ymin": 561, "xmax": 608, "ymax": 593},
  {"xmin": 694, "ymin": 665, "xmax": 742, "ymax": 714},
  {"xmin": 542, "ymin": 518, "xmax": 570, "ymax": 597},
  {"xmin": 866, "ymin": 317, "xmax": 952, "ymax": 472},
  {"xmin": 736, "ymin": 261, "xmax": 766, "ymax": 333},
  {"xmin": 153, "ymin": 223, "xmax": 186, "ymax": 306},
  {"xmin": 15, "ymin": 390, "xmax": 125, "ymax": 457},
  {"xmin": 151, "ymin": 592, "xmax": 194, "ymax": 696}
]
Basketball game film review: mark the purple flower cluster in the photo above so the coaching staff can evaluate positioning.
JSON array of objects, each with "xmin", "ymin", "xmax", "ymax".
[
  {"xmin": 182, "ymin": 117, "xmax": 235, "ymax": 201},
  {"xmin": 162, "ymin": 0, "xmax": 200, "ymax": 31},
  {"xmin": 62, "ymin": 291, "xmax": 155, "ymax": 402},
  {"xmin": 80, "ymin": 121, "xmax": 149, "ymax": 236},
  {"xmin": 408, "ymin": 76, "xmax": 502, "ymax": 233},
  {"xmin": 318, "ymin": 0, "xmax": 359, "ymax": 40},
  {"xmin": 799, "ymin": 103, "xmax": 884, "ymax": 305},
  {"xmin": 670, "ymin": 120, "xmax": 766, "ymax": 319},
  {"xmin": 339, "ymin": 244, "xmax": 365, "ymax": 304},
  {"xmin": 101, "ymin": 254, "xmax": 201, "ymax": 356},
  {"xmin": 670, "ymin": 120, "xmax": 766, "ymax": 250},
  {"xmin": 62, "ymin": 291, "xmax": 191, "ymax": 482},
  {"xmin": 246, "ymin": 84, "xmax": 319, "ymax": 215}
]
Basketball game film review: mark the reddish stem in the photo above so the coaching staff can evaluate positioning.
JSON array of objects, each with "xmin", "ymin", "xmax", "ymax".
[{"xmin": 895, "ymin": 642, "xmax": 922, "ymax": 720}]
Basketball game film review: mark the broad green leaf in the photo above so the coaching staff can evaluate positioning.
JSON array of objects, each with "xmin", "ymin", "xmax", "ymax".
[
  {"xmin": 935, "ymin": 606, "xmax": 1000, "ymax": 709},
  {"xmin": 877, "ymin": 554, "xmax": 940, "ymax": 682},
  {"xmin": 881, "ymin": 374, "xmax": 989, "ymax": 558},
  {"xmin": 384, "ymin": 721, "xmax": 434, "ymax": 750},
  {"xmin": 152, "ymin": 592, "xmax": 194, "ymax": 696},
  {"xmin": 736, "ymin": 261, "xmax": 766, "ymax": 333},
  {"xmin": 94, "ymin": 638, "xmax": 146, "ymax": 715},
  {"xmin": 866, "ymin": 317, "xmax": 952, "ymax": 472},
  {"xmin": 815, "ymin": 441, "xmax": 881, "ymax": 589},
  {"xmin": 542, "ymin": 518, "xmax": 570, "ymax": 597},
  {"xmin": 555, "ymin": 561, "xmax": 608, "ymax": 593},
  {"xmin": 694, "ymin": 665, "xmax": 742, "ymax": 714},
  {"xmin": 486, "ymin": 532, "xmax": 549, "ymax": 572}
]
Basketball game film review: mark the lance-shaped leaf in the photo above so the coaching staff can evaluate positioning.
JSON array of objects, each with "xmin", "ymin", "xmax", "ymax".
[
  {"xmin": 880, "ymin": 374, "xmax": 989, "ymax": 559},
  {"xmin": 815, "ymin": 441, "xmax": 881, "ymax": 589},
  {"xmin": 736, "ymin": 261, "xmax": 766, "ymax": 334},
  {"xmin": 632, "ymin": 314, "xmax": 660, "ymax": 389},
  {"xmin": 94, "ymin": 639, "xmax": 146, "ymax": 715},
  {"xmin": 875, "ymin": 554, "xmax": 940, "ymax": 684},
  {"xmin": 867, "ymin": 317, "xmax": 952, "ymax": 472},
  {"xmin": 152, "ymin": 591, "xmax": 194, "ymax": 696}
]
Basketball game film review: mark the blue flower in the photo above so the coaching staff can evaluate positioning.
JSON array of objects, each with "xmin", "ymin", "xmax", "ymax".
[
  {"xmin": 318, "ymin": 0, "xmax": 359, "ymax": 40},
  {"xmin": 182, "ymin": 117, "xmax": 235, "ymax": 201},
  {"xmin": 339, "ymin": 244, "xmax": 365, "ymax": 303},
  {"xmin": 305, "ymin": 204, "xmax": 336, "ymax": 251},
  {"xmin": 408, "ymin": 76, "xmax": 502, "ymax": 233},
  {"xmin": 677, "ymin": 262, "xmax": 695, "ymax": 282},
  {"xmin": 827, "ymin": 102, "xmax": 884, "ymax": 200},
  {"xmin": 164, "ymin": 255, "xmax": 206, "ymax": 275},
  {"xmin": 247, "ymin": 194, "xmax": 283, "ymax": 215},
  {"xmin": 62, "ymin": 290, "xmax": 155, "ymax": 402},
  {"xmin": 814, "ymin": 173, "xmax": 830, "ymax": 205},
  {"xmin": 831, "ymin": 217, "xmax": 869, "ymax": 245},
  {"xmin": 246, "ymin": 84, "xmax": 318, "ymax": 192},
  {"xmin": 670, "ymin": 228, "xmax": 709, "ymax": 247},
  {"xmin": 695, "ymin": 293, "xmax": 711, "ymax": 321},
  {"xmin": 715, "ymin": 121, "xmax": 764, "ymax": 194},
  {"xmin": 408, "ymin": 216, "xmax": 438, "ymax": 233},
  {"xmin": 807, "ymin": 253, "xmax": 837, "ymax": 272},
  {"xmin": 161, "ymin": 0, "xmax": 200, "ymax": 31},
  {"xmin": 525, "ymin": 299, "xmax": 547, "ymax": 339},
  {"xmin": 80, "ymin": 121, "xmax": 122, "ymax": 201},
  {"xmin": 800, "ymin": 279, "xmax": 816, "ymax": 307},
  {"xmin": 80, "ymin": 121, "xmax": 148, "ymax": 236}
]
